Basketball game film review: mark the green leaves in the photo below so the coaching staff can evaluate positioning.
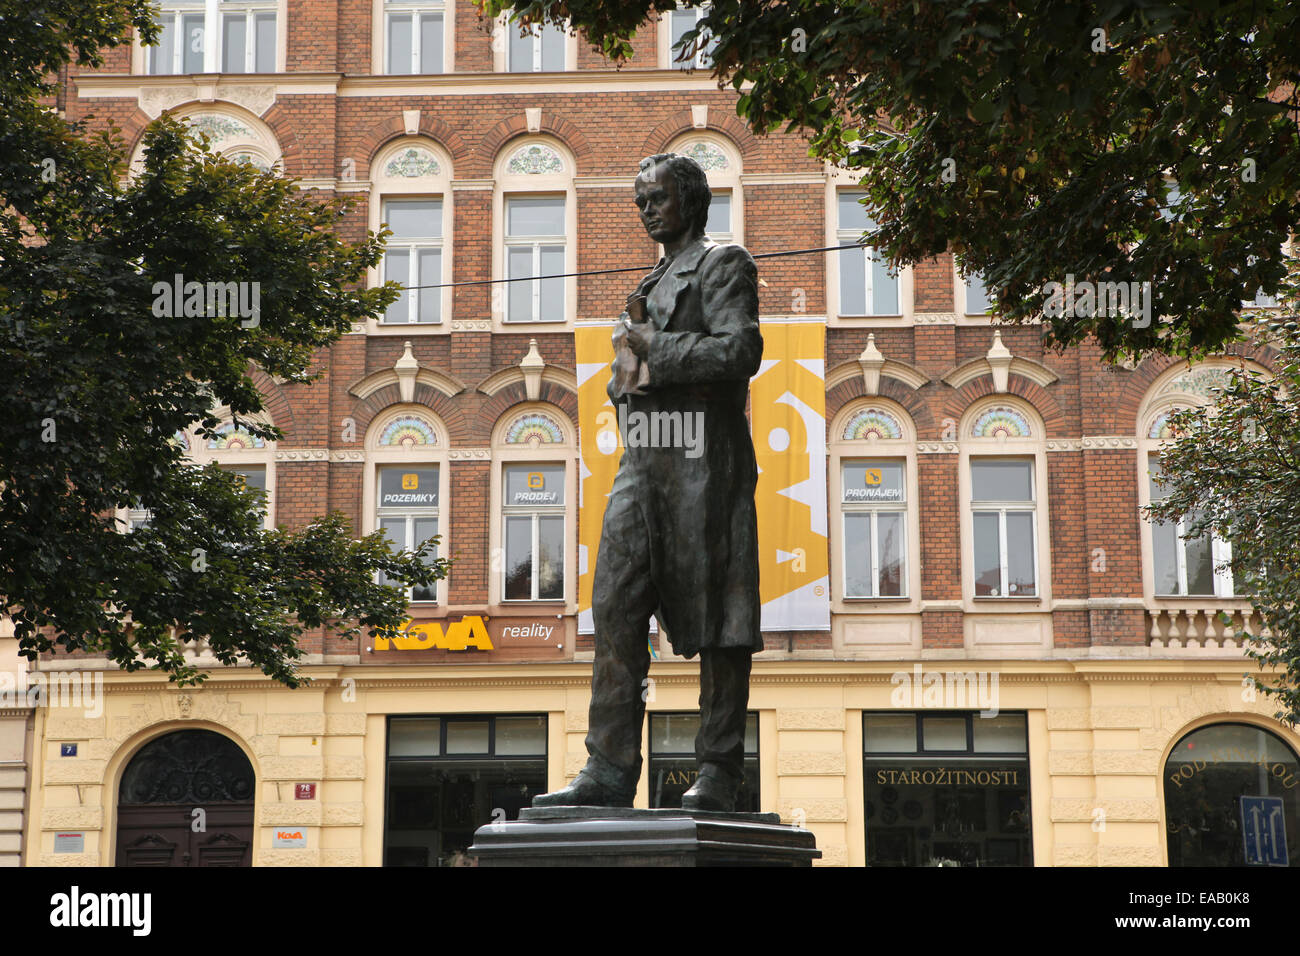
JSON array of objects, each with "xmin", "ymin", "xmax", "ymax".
[{"xmin": 0, "ymin": 2, "xmax": 447, "ymax": 686}]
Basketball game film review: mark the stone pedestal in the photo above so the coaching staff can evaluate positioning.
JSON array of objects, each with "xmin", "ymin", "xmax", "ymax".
[{"xmin": 469, "ymin": 807, "xmax": 820, "ymax": 867}]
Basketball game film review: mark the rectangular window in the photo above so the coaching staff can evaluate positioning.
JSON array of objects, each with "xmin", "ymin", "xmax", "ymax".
[
  {"xmin": 841, "ymin": 460, "xmax": 906, "ymax": 598},
  {"xmin": 382, "ymin": 199, "xmax": 442, "ymax": 324},
  {"xmin": 506, "ymin": 13, "xmax": 565, "ymax": 71},
  {"xmin": 649, "ymin": 713, "xmax": 759, "ymax": 810},
  {"xmin": 377, "ymin": 465, "xmax": 440, "ymax": 602},
  {"xmin": 505, "ymin": 196, "xmax": 565, "ymax": 323},
  {"xmin": 385, "ymin": 1, "xmax": 445, "ymax": 74},
  {"xmin": 837, "ymin": 191, "xmax": 899, "ymax": 316},
  {"xmin": 150, "ymin": 2, "xmax": 277, "ymax": 75},
  {"xmin": 864, "ymin": 712, "xmax": 1032, "ymax": 867},
  {"xmin": 1148, "ymin": 461, "xmax": 1232, "ymax": 596},
  {"xmin": 964, "ymin": 272, "xmax": 992, "ymax": 314},
  {"xmin": 221, "ymin": 464, "xmax": 268, "ymax": 521},
  {"xmin": 668, "ymin": 4, "xmax": 715, "ymax": 69},
  {"xmin": 705, "ymin": 191, "xmax": 732, "ymax": 243},
  {"xmin": 384, "ymin": 715, "xmax": 547, "ymax": 866},
  {"xmin": 971, "ymin": 459, "xmax": 1036, "ymax": 597},
  {"xmin": 219, "ymin": 2, "xmax": 277, "ymax": 73},
  {"xmin": 502, "ymin": 464, "xmax": 565, "ymax": 601}
]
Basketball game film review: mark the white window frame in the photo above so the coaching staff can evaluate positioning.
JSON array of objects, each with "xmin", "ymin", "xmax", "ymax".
[
  {"xmin": 969, "ymin": 460, "xmax": 1038, "ymax": 599},
  {"xmin": 140, "ymin": 0, "xmax": 286, "ymax": 75},
  {"xmin": 489, "ymin": 405, "xmax": 578, "ymax": 609},
  {"xmin": 957, "ymin": 266, "xmax": 993, "ymax": 316},
  {"xmin": 504, "ymin": 13, "xmax": 566, "ymax": 72},
  {"xmin": 958, "ymin": 399, "xmax": 1050, "ymax": 608},
  {"xmin": 1148, "ymin": 457, "xmax": 1234, "ymax": 597},
  {"xmin": 492, "ymin": 139, "xmax": 577, "ymax": 331},
  {"xmin": 840, "ymin": 459, "xmax": 909, "ymax": 599},
  {"xmin": 380, "ymin": 197, "xmax": 444, "ymax": 325},
  {"xmin": 504, "ymin": 195, "xmax": 566, "ymax": 323},
  {"xmin": 836, "ymin": 190, "xmax": 899, "ymax": 317},
  {"xmin": 376, "ymin": 468, "xmax": 442, "ymax": 604},
  {"xmin": 825, "ymin": 176, "xmax": 913, "ymax": 324},
  {"xmin": 500, "ymin": 463, "xmax": 567, "ymax": 601},
  {"xmin": 661, "ymin": 2, "xmax": 715, "ymax": 70},
  {"xmin": 492, "ymin": 11, "xmax": 574, "ymax": 72},
  {"xmin": 383, "ymin": 0, "xmax": 447, "ymax": 74},
  {"xmin": 363, "ymin": 409, "xmax": 450, "ymax": 607}
]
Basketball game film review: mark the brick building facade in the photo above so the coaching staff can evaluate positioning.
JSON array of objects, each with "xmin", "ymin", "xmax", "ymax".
[{"xmin": 15, "ymin": 0, "xmax": 1299, "ymax": 867}]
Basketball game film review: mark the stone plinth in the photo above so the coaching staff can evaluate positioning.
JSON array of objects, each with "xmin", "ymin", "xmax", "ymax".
[{"xmin": 469, "ymin": 806, "xmax": 820, "ymax": 867}]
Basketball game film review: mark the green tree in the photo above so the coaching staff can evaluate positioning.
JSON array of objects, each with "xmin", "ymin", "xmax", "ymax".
[
  {"xmin": 0, "ymin": 0, "xmax": 447, "ymax": 686},
  {"xmin": 1146, "ymin": 296, "xmax": 1300, "ymax": 727},
  {"xmin": 480, "ymin": 0, "xmax": 1300, "ymax": 720},
  {"xmin": 485, "ymin": 0, "xmax": 1299, "ymax": 358}
]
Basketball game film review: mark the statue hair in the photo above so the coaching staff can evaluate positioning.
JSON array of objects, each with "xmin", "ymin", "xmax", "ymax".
[{"xmin": 638, "ymin": 152, "xmax": 712, "ymax": 240}]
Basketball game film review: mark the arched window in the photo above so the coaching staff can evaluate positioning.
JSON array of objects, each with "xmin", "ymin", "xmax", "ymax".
[
  {"xmin": 490, "ymin": 405, "xmax": 577, "ymax": 605},
  {"xmin": 1164, "ymin": 722, "xmax": 1300, "ymax": 867},
  {"xmin": 131, "ymin": 105, "xmax": 283, "ymax": 175},
  {"xmin": 1138, "ymin": 359, "xmax": 1270, "ymax": 599},
  {"xmin": 664, "ymin": 134, "xmax": 742, "ymax": 245},
  {"xmin": 363, "ymin": 408, "xmax": 449, "ymax": 605},
  {"xmin": 368, "ymin": 137, "xmax": 454, "ymax": 333},
  {"xmin": 959, "ymin": 398, "xmax": 1048, "ymax": 603},
  {"xmin": 493, "ymin": 138, "xmax": 577, "ymax": 330},
  {"xmin": 829, "ymin": 400, "xmax": 918, "ymax": 604}
]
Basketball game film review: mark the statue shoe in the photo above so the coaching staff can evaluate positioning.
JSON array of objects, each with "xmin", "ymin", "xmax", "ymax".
[
  {"xmin": 531, "ymin": 769, "xmax": 634, "ymax": 808},
  {"xmin": 680, "ymin": 765, "xmax": 741, "ymax": 813}
]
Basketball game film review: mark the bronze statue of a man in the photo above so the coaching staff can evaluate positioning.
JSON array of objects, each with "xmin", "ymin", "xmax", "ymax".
[{"xmin": 533, "ymin": 153, "xmax": 764, "ymax": 812}]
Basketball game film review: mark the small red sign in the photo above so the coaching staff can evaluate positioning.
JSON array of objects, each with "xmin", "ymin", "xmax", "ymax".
[{"xmin": 295, "ymin": 783, "xmax": 316, "ymax": 800}]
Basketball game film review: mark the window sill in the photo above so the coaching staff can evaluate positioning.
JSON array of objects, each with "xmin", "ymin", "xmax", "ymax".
[
  {"xmin": 972, "ymin": 596, "xmax": 1041, "ymax": 604},
  {"xmin": 841, "ymin": 596, "xmax": 911, "ymax": 603}
]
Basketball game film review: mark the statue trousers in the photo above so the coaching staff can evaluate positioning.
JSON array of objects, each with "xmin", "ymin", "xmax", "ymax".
[{"xmin": 582, "ymin": 482, "xmax": 753, "ymax": 796}]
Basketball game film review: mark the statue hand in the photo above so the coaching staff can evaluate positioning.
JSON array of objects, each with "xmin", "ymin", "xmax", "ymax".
[{"xmin": 625, "ymin": 320, "xmax": 655, "ymax": 359}]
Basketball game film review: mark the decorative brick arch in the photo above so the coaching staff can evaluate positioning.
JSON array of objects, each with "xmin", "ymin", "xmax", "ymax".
[
  {"xmin": 258, "ymin": 102, "xmax": 303, "ymax": 175},
  {"xmin": 247, "ymin": 368, "xmax": 296, "ymax": 439},
  {"xmin": 356, "ymin": 115, "xmax": 470, "ymax": 180},
  {"xmin": 941, "ymin": 376, "xmax": 1065, "ymax": 437},
  {"xmin": 1116, "ymin": 341, "xmax": 1281, "ymax": 436},
  {"xmin": 477, "ymin": 117, "xmax": 591, "ymax": 177},
  {"xmin": 641, "ymin": 111, "xmax": 757, "ymax": 164},
  {"xmin": 825, "ymin": 377, "xmax": 933, "ymax": 438},
  {"xmin": 479, "ymin": 383, "xmax": 579, "ymax": 436},
  {"xmin": 347, "ymin": 387, "xmax": 470, "ymax": 445},
  {"xmin": 120, "ymin": 107, "xmax": 158, "ymax": 160}
]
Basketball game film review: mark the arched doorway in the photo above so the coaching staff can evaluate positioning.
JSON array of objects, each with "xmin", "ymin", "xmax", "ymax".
[
  {"xmin": 115, "ymin": 729, "xmax": 255, "ymax": 867},
  {"xmin": 1164, "ymin": 722, "xmax": 1299, "ymax": 867}
]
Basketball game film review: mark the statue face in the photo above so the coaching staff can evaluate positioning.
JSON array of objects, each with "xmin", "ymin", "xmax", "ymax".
[{"xmin": 634, "ymin": 162, "xmax": 688, "ymax": 247}]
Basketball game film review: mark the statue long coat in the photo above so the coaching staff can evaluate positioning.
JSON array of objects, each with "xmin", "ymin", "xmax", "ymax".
[{"xmin": 604, "ymin": 237, "xmax": 764, "ymax": 658}]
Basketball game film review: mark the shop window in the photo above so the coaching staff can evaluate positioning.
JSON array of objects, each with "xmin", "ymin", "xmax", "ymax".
[
  {"xmin": 384, "ymin": 715, "xmax": 547, "ymax": 866},
  {"xmin": 649, "ymin": 713, "xmax": 759, "ymax": 810},
  {"xmin": 970, "ymin": 458, "xmax": 1037, "ymax": 597},
  {"xmin": 505, "ymin": 195, "xmax": 565, "ymax": 323},
  {"xmin": 1165, "ymin": 723, "xmax": 1299, "ymax": 867},
  {"xmin": 864, "ymin": 712, "xmax": 1031, "ymax": 867},
  {"xmin": 381, "ymin": 198, "xmax": 443, "ymax": 325},
  {"xmin": 841, "ymin": 460, "xmax": 907, "ymax": 598},
  {"xmin": 837, "ymin": 191, "xmax": 899, "ymax": 316},
  {"xmin": 376, "ymin": 464, "xmax": 440, "ymax": 603},
  {"xmin": 385, "ymin": 0, "xmax": 445, "ymax": 74},
  {"xmin": 502, "ymin": 463, "xmax": 565, "ymax": 600}
]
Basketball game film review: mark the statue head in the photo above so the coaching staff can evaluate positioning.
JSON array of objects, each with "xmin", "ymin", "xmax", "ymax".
[{"xmin": 634, "ymin": 152, "xmax": 712, "ymax": 247}]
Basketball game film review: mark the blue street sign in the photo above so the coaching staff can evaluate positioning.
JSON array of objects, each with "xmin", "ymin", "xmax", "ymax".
[{"xmin": 1240, "ymin": 795, "xmax": 1288, "ymax": 866}]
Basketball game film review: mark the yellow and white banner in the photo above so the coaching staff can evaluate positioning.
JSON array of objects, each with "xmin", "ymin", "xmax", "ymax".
[
  {"xmin": 751, "ymin": 320, "xmax": 830, "ymax": 630},
  {"xmin": 575, "ymin": 318, "xmax": 829, "ymax": 633},
  {"xmin": 575, "ymin": 322, "xmax": 623, "ymax": 634}
]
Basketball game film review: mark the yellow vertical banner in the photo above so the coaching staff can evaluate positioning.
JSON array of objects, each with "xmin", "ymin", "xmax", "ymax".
[
  {"xmin": 750, "ymin": 320, "xmax": 830, "ymax": 630},
  {"xmin": 575, "ymin": 322, "xmax": 622, "ymax": 633}
]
